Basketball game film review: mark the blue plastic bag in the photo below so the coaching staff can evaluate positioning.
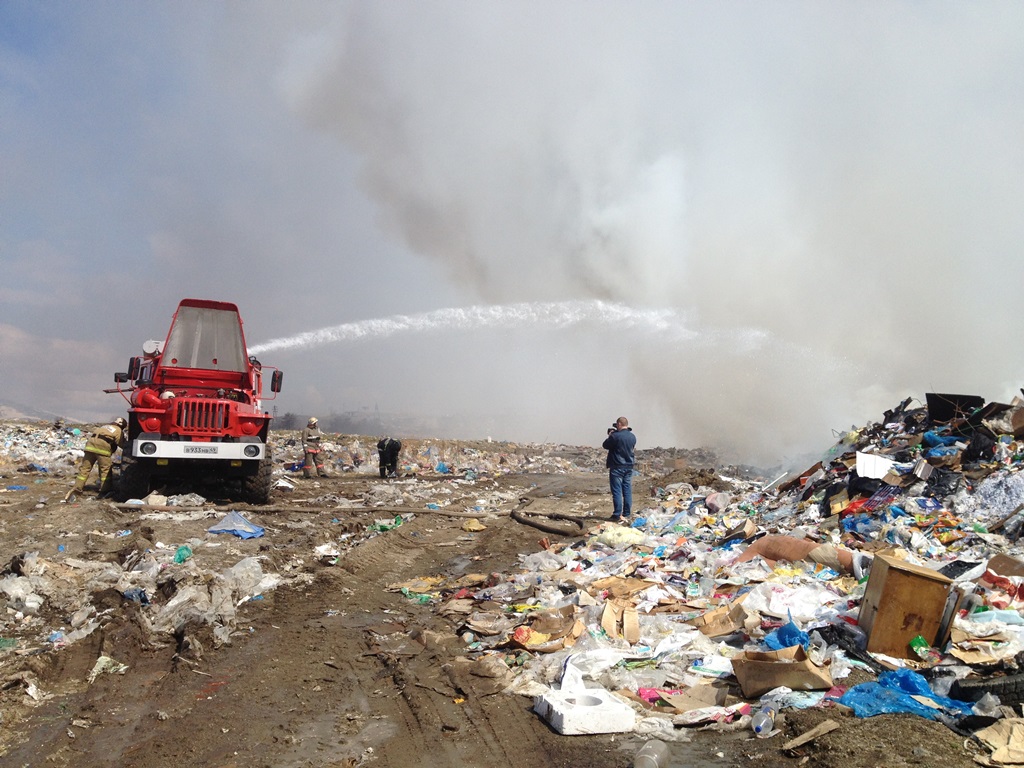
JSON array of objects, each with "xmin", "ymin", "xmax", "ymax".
[
  {"xmin": 208, "ymin": 511, "xmax": 265, "ymax": 539},
  {"xmin": 764, "ymin": 612, "xmax": 809, "ymax": 651},
  {"xmin": 839, "ymin": 668, "xmax": 974, "ymax": 719},
  {"xmin": 922, "ymin": 431, "xmax": 960, "ymax": 448}
]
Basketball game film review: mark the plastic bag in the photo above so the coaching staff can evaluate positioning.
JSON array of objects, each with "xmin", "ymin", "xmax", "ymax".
[
  {"xmin": 764, "ymin": 613, "xmax": 809, "ymax": 651},
  {"xmin": 840, "ymin": 668, "xmax": 974, "ymax": 718},
  {"xmin": 208, "ymin": 511, "xmax": 265, "ymax": 539},
  {"xmin": 595, "ymin": 525, "xmax": 647, "ymax": 549}
]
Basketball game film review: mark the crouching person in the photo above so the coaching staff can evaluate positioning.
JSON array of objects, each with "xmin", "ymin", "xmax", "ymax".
[{"xmin": 66, "ymin": 417, "xmax": 127, "ymax": 501}]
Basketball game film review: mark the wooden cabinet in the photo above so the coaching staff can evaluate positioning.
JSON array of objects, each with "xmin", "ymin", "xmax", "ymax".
[{"xmin": 858, "ymin": 554, "xmax": 953, "ymax": 658}]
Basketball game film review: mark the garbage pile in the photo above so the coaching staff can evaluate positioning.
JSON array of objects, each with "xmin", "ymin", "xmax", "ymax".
[
  {"xmin": 0, "ymin": 422, "xmax": 82, "ymax": 477},
  {"xmin": 392, "ymin": 392, "xmax": 1024, "ymax": 758},
  {"xmin": 0, "ymin": 519, "xmax": 303, "ymax": 658},
  {"xmin": 276, "ymin": 433, "xmax": 598, "ymax": 478}
]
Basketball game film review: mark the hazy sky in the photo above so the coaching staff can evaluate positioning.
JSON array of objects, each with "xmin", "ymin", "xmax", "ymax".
[{"xmin": 3, "ymin": 2, "xmax": 1024, "ymax": 464}]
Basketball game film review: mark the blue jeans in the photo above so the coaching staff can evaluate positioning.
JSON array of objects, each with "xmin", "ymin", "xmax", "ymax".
[{"xmin": 609, "ymin": 465, "xmax": 633, "ymax": 518}]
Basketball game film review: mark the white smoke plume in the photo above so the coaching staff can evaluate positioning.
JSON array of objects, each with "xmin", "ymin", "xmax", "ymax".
[{"xmin": 263, "ymin": 4, "xmax": 1024, "ymax": 462}]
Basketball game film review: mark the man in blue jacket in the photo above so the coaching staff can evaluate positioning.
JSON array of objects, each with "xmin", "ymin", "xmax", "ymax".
[{"xmin": 602, "ymin": 416, "xmax": 636, "ymax": 523}]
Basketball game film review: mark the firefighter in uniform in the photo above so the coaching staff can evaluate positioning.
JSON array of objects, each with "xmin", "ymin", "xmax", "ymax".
[
  {"xmin": 377, "ymin": 436, "xmax": 402, "ymax": 478},
  {"xmin": 301, "ymin": 417, "xmax": 329, "ymax": 478},
  {"xmin": 66, "ymin": 417, "xmax": 127, "ymax": 501}
]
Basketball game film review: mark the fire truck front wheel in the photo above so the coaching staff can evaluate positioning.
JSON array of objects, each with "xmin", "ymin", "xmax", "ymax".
[
  {"xmin": 116, "ymin": 457, "xmax": 152, "ymax": 502},
  {"xmin": 242, "ymin": 454, "xmax": 273, "ymax": 505}
]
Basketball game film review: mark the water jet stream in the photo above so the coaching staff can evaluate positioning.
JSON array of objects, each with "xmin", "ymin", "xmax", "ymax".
[{"xmin": 249, "ymin": 300, "xmax": 697, "ymax": 356}]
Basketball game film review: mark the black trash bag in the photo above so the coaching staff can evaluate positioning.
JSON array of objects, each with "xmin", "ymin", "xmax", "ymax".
[
  {"xmin": 800, "ymin": 476, "xmax": 831, "ymax": 502},
  {"xmin": 924, "ymin": 467, "xmax": 961, "ymax": 498},
  {"xmin": 963, "ymin": 431, "xmax": 996, "ymax": 463},
  {"xmin": 815, "ymin": 623, "xmax": 887, "ymax": 675},
  {"xmin": 847, "ymin": 470, "xmax": 883, "ymax": 499},
  {"xmin": 881, "ymin": 396, "xmax": 914, "ymax": 424},
  {"xmin": 1004, "ymin": 514, "xmax": 1024, "ymax": 543}
]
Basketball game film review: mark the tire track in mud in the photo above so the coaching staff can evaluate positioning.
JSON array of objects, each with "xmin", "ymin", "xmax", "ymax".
[
  {"xmin": 335, "ymin": 508, "xmax": 620, "ymax": 768},
  {"xmin": 336, "ymin": 514, "xmax": 483, "ymax": 766}
]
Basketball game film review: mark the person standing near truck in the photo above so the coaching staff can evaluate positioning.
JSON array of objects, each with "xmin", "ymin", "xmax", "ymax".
[
  {"xmin": 603, "ymin": 417, "xmax": 636, "ymax": 523},
  {"xmin": 301, "ymin": 417, "xmax": 329, "ymax": 478},
  {"xmin": 65, "ymin": 417, "xmax": 127, "ymax": 501},
  {"xmin": 377, "ymin": 436, "xmax": 402, "ymax": 478}
]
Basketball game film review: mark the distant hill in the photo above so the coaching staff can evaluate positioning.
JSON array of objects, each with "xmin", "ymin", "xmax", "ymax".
[{"xmin": 0, "ymin": 400, "xmax": 80, "ymax": 423}]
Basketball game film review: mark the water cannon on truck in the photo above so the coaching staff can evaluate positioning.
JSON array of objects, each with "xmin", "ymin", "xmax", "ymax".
[{"xmin": 109, "ymin": 299, "xmax": 283, "ymax": 503}]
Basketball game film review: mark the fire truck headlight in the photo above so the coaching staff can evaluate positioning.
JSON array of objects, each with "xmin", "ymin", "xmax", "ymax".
[
  {"xmin": 243, "ymin": 445, "xmax": 260, "ymax": 458},
  {"xmin": 140, "ymin": 442, "xmax": 157, "ymax": 456}
]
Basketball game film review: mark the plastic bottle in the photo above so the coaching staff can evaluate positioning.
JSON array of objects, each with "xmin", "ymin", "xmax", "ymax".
[
  {"xmin": 751, "ymin": 705, "xmax": 777, "ymax": 737},
  {"xmin": 633, "ymin": 739, "xmax": 669, "ymax": 768}
]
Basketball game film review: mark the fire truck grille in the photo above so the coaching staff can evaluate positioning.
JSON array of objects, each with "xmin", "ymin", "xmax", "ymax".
[{"xmin": 174, "ymin": 399, "xmax": 230, "ymax": 433}]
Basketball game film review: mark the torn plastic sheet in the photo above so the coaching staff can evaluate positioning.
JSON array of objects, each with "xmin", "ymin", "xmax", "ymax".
[
  {"xmin": 742, "ymin": 581, "xmax": 844, "ymax": 624},
  {"xmin": 207, "ymin": 511, "xmax": 264, "ymax": 539},
  {"xmin": 560, "ymin": 648, "xmax": 632, "ymax": 691},
  {"xmin": 839, "ymin": 669, "xmax": 974, "ymax": 719}
]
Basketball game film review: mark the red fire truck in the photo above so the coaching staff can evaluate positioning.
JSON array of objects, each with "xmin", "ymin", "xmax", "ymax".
[{"xmin": 110, "ymin": 299, "xmax": 283, "ymax": 503}]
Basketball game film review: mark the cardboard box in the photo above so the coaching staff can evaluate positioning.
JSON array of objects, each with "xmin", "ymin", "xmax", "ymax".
[
  {"xmin": 688, "ymin": 593, "xmax": 748, "ymax": 637},
  {"xmin": 858, "ymin": 554, "xmax": 953, "ymax": 658},
  {"xmin": 731, "ymin": 645, "xmax": 833, "ymax": 698}
]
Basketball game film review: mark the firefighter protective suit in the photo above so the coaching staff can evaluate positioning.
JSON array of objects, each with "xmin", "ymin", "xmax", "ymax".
[
  {"xmin": 377, "ymin": 436, "xmax": 402, "ymax": 478},
  {"xmin": 71, "ymin": 419, "xmax": 126, "ymax": 496},
  {"xmin": 301, "ymin": 418, "xmax": 329, "ymax": 478}
]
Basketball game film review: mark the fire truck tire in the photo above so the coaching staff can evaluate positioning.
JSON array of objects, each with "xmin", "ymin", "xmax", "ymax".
[
  {"xmin": 116, "ymin": 457, "xmax": 151, "ymax": 502},
  {"xmin": 242, "ymin": 455, "xmax": 272, "ymax": 505}
]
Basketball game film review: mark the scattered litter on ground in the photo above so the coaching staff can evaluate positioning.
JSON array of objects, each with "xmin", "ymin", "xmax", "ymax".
[{"xmin": 6, "ymin": 395, "xmax": 1024, "ymax": 764}]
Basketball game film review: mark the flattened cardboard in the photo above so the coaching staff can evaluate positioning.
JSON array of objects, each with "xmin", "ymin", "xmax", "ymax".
[
  {"xmin": 718, "ymin": 519, "xmax": 756, "ymax": 545},
  {"xmin": 731, "ymin": 645, "xmax": 833, "ymax": 698},
  {"xmin": 689, "ymin": 593, "xmax": 748, "ymax": 637},
  {"xmin": 857, "ymin": 451, "xmax": 896, "ymax": 480},
  {"xmin": 589, "ymin": 576, "xmax": 651, "ymax": 598},
  {"xmin": 659, "ymin": 685, "xmax": 728, "ymax": 713}
]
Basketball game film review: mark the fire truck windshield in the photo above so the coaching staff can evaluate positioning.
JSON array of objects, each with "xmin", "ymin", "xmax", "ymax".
[{"xmin": 162, "ymin": 306, "xmax": 248, "ymax": 372}]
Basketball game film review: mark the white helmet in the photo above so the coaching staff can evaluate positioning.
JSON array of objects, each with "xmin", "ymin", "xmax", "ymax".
[
  {"xmin": 308, "ymin": 417, "xmax": 318, "ymax": 425},
  {"xmin": 114, "ymin": 417, "xmax": 127, "ymax": 429}
]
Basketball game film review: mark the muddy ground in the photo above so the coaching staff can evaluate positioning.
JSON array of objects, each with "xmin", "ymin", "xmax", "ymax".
[{"xmin": 0, "ymin": 431, "xmax": 982, "ymax": 768}]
